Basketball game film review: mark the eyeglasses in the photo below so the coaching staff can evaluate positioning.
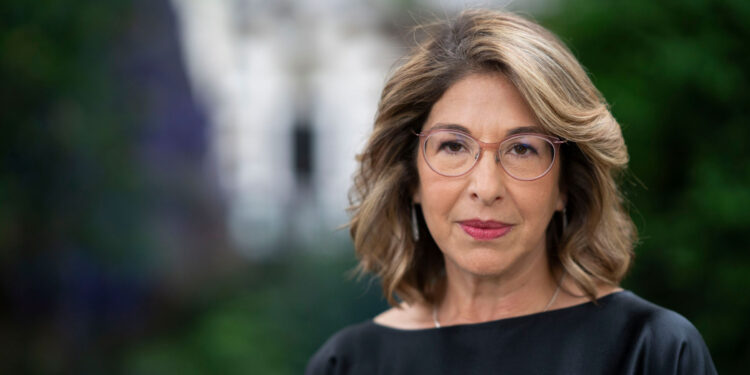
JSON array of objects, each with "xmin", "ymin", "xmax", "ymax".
[{"xmin": 414, "ymin": 129, "xmax": 566, "ymax": 181}]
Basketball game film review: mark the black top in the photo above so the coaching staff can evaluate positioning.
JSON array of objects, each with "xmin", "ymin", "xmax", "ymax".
[{"xmin": 305, "ymin": 291, "xmax": 717, "ymax": 375}]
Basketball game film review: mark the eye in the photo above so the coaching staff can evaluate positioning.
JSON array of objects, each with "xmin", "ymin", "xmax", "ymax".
[
  {"xmin": 440, "ymin": 141, "xmax": 467, "ymax": 153},
  {"xmin": 507, "ymin": 143, "xmax": 538, "ymax": 156},
  {"xmin": 513, "ymin": 144, "xmax": 531, "ymax": 154}
]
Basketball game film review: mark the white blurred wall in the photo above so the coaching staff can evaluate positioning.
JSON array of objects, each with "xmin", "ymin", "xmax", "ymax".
[{"xmin": 169, "ymin": 0, "xmax": 551, "ymax": 258}]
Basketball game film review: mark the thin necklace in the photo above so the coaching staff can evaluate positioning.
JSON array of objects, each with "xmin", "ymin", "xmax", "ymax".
[{"xmin": 432, "ymin": 273, "xmax": 565, "ymax": 329}]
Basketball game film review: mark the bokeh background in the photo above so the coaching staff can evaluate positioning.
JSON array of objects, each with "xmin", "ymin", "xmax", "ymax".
[{"xmin": 2, "ymin": 0, "xmax": 748, "ymax": 374}]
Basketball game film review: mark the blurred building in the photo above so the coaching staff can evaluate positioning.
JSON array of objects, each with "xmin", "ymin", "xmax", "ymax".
[{"xmin": 169, "ymin": 0, "xmax": 551, "ymax": 257}]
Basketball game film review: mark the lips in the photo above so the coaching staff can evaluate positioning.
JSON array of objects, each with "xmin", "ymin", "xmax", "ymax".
[{"xmin": 459, "ymin": 219, "xmax": 513, "ymax": 240}]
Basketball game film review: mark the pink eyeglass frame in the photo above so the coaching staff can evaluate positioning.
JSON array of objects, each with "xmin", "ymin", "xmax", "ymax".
[{"xmin": 413, "ymin": 128, "xmax": 567, "ymax": 181}]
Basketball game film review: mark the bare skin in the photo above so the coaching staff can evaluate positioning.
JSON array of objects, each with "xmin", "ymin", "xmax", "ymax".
[{"xmin": 374, "ymin": 274, "xmax": 622, "ymax": 330}]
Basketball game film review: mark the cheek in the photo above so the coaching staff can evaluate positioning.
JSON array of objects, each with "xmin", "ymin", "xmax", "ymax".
[
  {"xmin": 511, "ymin": 178, "xmax": 561, "ymax": 225},
  {"xmin": 416, "ymin": 161, "xmax": 463, "ymax": 224},
  {"xmin": 419, "ymin": 175, "xmax": 453, "ymax": 212}
]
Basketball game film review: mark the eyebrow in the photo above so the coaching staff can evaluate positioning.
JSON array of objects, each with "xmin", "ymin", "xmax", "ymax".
[{"xmin": 429, "ymin": 123, "xmax": 544, "ymax": 137}]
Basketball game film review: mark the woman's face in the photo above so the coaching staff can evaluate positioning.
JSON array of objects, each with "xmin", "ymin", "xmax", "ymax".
[{"xmin": 414, "ymin": 72, "xmax": 565, "ymax": 279}]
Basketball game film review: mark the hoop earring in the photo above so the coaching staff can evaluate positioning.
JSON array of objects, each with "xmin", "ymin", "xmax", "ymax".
[
  {"xmin": 562, "ymin": 207, "xmax": 568, "ymax": 232},
  {"xmin": 411, "ymin": 204, "xmax": 420, "ymax": 241}
]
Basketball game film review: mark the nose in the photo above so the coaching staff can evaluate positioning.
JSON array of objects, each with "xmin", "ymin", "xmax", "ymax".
[{"xmin": 467, "ymin": 149, "xmax": 506, "ymax": 205}]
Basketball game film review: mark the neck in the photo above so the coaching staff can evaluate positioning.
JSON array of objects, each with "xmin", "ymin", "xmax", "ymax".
[{"xmin": 436, "ymin": 249, "xmax": 561, "ymax": 326}]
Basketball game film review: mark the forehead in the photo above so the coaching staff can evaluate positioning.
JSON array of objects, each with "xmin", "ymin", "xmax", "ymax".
[{"xmin": 423, "ymin": 72, "xmax": 541, "ymax": 139}]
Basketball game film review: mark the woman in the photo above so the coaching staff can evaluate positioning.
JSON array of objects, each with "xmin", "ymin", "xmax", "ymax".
[{"xmin": 306, "ymin": 9, "xmax": 716, "ymax": 375}]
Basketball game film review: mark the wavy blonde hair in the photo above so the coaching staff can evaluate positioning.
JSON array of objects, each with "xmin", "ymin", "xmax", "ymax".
[{"xmin": 349, "ymin": 9, "xmax": 636, "ymax": 306}]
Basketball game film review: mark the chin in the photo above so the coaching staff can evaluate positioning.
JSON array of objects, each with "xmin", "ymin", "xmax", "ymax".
[{"xmin": 451, "ymin": 249, "xmax": 513, "ymax": 277}]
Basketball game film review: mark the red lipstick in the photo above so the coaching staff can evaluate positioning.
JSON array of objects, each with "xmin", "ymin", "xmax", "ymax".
[{"xmin": 459, "ymin": 219, "xmax": 512, "ymax": 240}]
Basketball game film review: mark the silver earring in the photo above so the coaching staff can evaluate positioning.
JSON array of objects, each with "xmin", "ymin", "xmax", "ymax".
[
  {"xmin": 562, "ymin": 207, "xmax": 568, "ymax": 231},
  {"xmin": 411, "ymin": 204, "xmax": 420, "ymax": 241}
]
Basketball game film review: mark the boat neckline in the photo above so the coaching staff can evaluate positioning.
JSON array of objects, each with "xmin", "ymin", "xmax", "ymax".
[{"xmin": 369, "ymin": 289, "xmax": 630, "ymax": 333}]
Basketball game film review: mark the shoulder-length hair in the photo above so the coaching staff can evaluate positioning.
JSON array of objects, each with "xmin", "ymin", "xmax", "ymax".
[{"xmin": 348, "ymin": 9, "xmax": 636, "ymax": 306}]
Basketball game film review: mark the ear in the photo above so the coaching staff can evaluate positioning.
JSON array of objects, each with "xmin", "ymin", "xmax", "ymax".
[
  {"xmin": 555, "ymin": 190, "xmax": 566, "ymax": 212},
  {"xmin": 413, "ymin": 186, "xmax": 422, "ymax": 204}
]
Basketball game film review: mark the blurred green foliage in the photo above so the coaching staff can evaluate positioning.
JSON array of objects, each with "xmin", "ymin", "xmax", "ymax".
[
  {"xmin": 119, "ymin": 249, "xmax": 384, "ymax": 375},
  {"xmin": 541, "ymin": 0, "xmax": 750, "ymax": 372},
  {"xmin": 2, "ymin": 0, "xmax": 748, "ymax": 374},
  {"xmin": 0, "ymin": 0, "xmax": 149, "ymax": 266},
  {"xmin": 1, "ymin": 1, "xmax": 152, "ymax": 373}
]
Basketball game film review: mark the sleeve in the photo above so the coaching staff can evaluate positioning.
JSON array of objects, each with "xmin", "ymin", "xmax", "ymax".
[
  {"xmin": 642, "ymin": 310, "xmax": 718, "ymax": 375},
  {"xmin": 304, "ymin": 329, "xmax": 351, "ymax": 375}
]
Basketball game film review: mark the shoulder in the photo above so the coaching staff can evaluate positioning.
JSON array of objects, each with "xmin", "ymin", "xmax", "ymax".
[
  {"xmin": 304, "ymin": 320, "xmax": 382, "ymax": 375},
  {"xmin": 305, "ymin": 303, "xmax": 434, "ymax": 375},
  {"xmin": 612, "ymin": 291, "xmax": 701, "ymax": 338},
  {"xmin": 607, "ymin": 291, "xmax": 717, "ymax": 374}
]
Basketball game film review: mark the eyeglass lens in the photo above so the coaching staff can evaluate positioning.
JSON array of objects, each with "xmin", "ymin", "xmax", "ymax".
[{"xmin": 423, "ymin": 131, "xmax": 556, "ymax": 180}]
